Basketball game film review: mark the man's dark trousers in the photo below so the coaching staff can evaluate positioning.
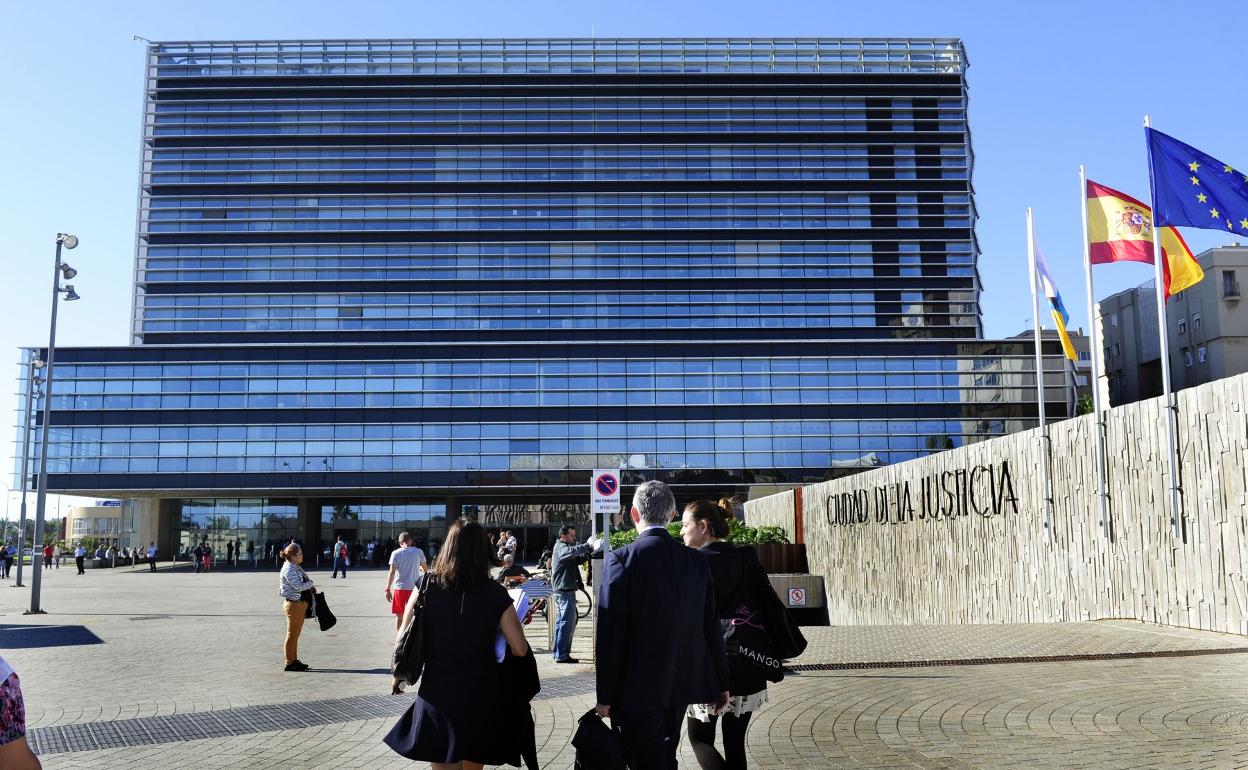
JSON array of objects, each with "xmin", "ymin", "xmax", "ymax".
[
  {"xmin": 75, "ymin": 556, "xmax": 85, "ymax": 574},
  {"xmin": 613, "ymin": 706, "xmax": 685, "ymax": 770},
  {"xmin": 148, "ymin": 556, "xmax": 157, "ymax": 572}
]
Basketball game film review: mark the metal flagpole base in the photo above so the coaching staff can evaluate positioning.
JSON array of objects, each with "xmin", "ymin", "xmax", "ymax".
[{"xmin": 22, "ymin": 609, "xmax": 47, "ymax": 615}]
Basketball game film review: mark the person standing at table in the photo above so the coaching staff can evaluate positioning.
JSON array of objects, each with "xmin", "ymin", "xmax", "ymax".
[{"xmin": 549, "ymin": 525, "xmax": 602, "ymax": 664}]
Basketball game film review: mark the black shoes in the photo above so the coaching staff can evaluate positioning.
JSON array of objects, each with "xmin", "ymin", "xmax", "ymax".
[
  {"xmin": 284, "ymin": 660, "xmax": 310, "ymax": 672},
  {"xmin": 555, "ymin": 657, "xmax": 580, "ymax": 664}
]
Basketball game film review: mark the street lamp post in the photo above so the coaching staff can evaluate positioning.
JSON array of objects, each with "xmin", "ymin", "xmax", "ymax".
[
  {"xmin": 14, "ymin": 351, "xmax": 44, "ymax": 588},
  {"xmin": 28, "ymin": 233, "xmax": 80, "ymax": 615}
]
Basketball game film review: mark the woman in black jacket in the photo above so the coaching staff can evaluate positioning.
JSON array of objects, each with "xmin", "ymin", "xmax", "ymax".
[{"xmin": 679, "ymin": 498, "xmax": 770, "ymax": 770}]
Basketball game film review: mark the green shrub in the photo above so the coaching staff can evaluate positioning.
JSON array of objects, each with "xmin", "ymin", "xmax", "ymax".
[{"xmin": 607, "ymin": 517, "xmax": 789, "ymax": 549}]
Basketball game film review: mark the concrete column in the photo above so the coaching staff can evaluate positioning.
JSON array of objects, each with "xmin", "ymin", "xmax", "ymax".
[{"xmin": 158, "ymin": 499, "xmax": 178, "ymax": 563}]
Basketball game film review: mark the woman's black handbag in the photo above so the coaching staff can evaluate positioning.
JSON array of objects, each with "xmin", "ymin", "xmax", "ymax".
[
  {"xmin": 392, "ymin": 573, "xmax": 432, "ymax": 685},
  {"xmin": 571, "ymin": 709, "xmax": 625, "ymax": 770},
  {"xmin": 721, "ymin": 605, "xmax": 785, "ymax": 682},
  {"xmin": 719, "ymin": 547, "xmax": 809, "ymax": 682},
  {"xmin": 314, "ymin": 590, "xmax": 337, "ymax": 631}
]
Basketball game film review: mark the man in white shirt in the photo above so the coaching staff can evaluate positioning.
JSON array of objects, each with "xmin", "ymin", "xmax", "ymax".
[{"xmin": 384, "ymin": 532, "xmax": 428, "ymax": 629}]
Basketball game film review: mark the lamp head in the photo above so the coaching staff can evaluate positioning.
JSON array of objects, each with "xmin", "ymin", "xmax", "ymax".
[
  {"xmin": 59, "ymin": 263, "xmax": 77, "ymax": 280},
  {"xmin": 58, "ymin": 234, "xmax": 79, "ymax": 250},
  {"xmin": 62, "ymin": 285, "xmax": 80, "ymax": 302}
]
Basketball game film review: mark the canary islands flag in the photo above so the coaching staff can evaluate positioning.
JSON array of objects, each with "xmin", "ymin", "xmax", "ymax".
[
  {"xmin": 1146, "ymin": 128, "xmax": 1248, "ymax": 236},
  {"xmin": 1086, "ymin": 180, "xmax": 1203, "ymax": 298},
  {"xmin": 1034, "ymin": 248, "xmax": 1077, "ymax": 361}
]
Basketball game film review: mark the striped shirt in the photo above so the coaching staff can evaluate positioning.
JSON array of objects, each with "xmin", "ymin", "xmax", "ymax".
[{"xmin": 279, "ymin": 562, "xmax": 315, "ymax": 601}]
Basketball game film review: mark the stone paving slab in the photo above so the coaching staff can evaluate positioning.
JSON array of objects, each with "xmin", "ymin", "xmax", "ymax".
[
  {"xmin": 30, "ymin": 655, "xmax": 1248, "ymax": 769},
  {"xmin": 792, "ymin": 620, "xmax": 1248, "ymax": 665},
  {"xmin": 6, "ymin": 566, "xmax": 1248, "ymax": 768}
]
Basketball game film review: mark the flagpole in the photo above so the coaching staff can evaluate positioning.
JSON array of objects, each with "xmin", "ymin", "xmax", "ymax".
[
  {"xmin": 1026, "ymin": 207, "xmax": 1054, "ymax": 539},
  {"xmin": 1143, "ymin": 115, "xmax": 1183, "ymax": 538},
  {"xmin": 1079, "ymin": 166, "xmax": 1111, "ymax": 532}
]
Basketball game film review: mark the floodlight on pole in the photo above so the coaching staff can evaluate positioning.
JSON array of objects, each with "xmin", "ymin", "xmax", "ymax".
[{"xmin": 29, "ymin": 233, "xmax": 81, "ymax": 614}]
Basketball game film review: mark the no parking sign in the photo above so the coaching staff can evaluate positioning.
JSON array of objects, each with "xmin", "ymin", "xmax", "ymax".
[{"xmin": 591, "ymin": 469, "xmax": 620, "ymax": 517}]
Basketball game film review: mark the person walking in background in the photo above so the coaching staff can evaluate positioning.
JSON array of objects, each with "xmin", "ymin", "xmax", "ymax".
[
  {"xmin": 42, "ymin": 544, "xmax": 53, "ymax": 571},
  {"xmin": 383, "ymin": 531, "xmax": 428, "ymax": 630},
  {"xmin": 384, "ymin": 517, "xmax": 530, "ymax": 767},
  {"xmin": 680, "ymin": 499, "xmax": 776, "ymax": 770},
  {"xmin": 192, "ymin": 542, "xmax": 204, "ymax": 574},
  {"xmin": 331, "ymin": 536, "xmax": 349, "ymax": 579},
  {"xmin": 277, "ymin": 543, "xmax": 317, "ymax": 672},
  {"xmin": 146, "ymin": 542, "xmax": 158, "ymax": 573},
  {"xmin": 2, "ymin": 544, "xmax": 13, "ymax": 579},
  {"xmin": 596, "ymin": 480, "xmax": 729, "ymax": 770},
  {"xmin": 550, "ymin": 525, "xmax": 602, "ymax": 664},
  {"xmin": 202, "ymin": 542, "xmax": 213, "ymax": 572},
  {"xmin": 247, "ymin": 541, "xmax": 256, "ymax": 568},
  {"xmin": 0, "ymin": 654, "xmax": 43, "ymax": 769},
  {"xmin": 74, "ymin": 543, "xmax": 86, "ymax": 575},
  {"xmin": 53, "ymin": 544, "xmax": 62, "ymax": 569},
  {"xmin": 226, "ymin": 540, "xmax": 234, "ymax": 566}
]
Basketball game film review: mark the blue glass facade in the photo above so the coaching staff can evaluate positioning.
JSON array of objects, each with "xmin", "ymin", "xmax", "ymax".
[{"xmin": 19, "ymin": 39, "xmax": 1071, "ymax": 559}]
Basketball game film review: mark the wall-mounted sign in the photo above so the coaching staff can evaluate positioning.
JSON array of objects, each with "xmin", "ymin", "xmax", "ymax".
[
  {"xmin": 787, "ymin": 587, "xmax": 807, "ymax": 607},
  {"xmin": 823, "ymin": 459, "xmax": 1019, "ymax": 527}
]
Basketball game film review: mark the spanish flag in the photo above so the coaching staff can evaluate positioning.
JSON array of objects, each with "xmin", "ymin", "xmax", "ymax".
[{"xmin": 1086, "ymin": 180, "xmax": 1204, "ymax": 298}]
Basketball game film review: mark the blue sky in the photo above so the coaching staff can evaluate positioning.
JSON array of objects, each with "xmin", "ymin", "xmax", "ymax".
[{"xmin": 1, "ymin": 0, "xmax": 1244, "ymax": 501}]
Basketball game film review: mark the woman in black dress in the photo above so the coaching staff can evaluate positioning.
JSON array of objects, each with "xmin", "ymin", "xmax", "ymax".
[
  {"xmin": 680, "ymin": 499, "xmax": 771, "ymax": 770},
  {"xmin": 385, "ymin": 517, "xmax": 529, "ymax": 769}
]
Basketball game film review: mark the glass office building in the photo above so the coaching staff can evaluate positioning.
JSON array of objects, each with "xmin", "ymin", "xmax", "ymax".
[{"xmin": 18, "ymin": 39, "xmax": 1072, "ymax": 560}]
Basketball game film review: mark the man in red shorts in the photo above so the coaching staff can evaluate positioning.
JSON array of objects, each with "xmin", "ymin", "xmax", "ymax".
[{"xmin": 383, "ymin": 532, "xmax": 428, "ymax": 629}]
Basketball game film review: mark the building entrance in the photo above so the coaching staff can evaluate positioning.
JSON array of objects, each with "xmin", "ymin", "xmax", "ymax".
[{"xmin": 466, "ymin": 501, "xmax": 594, "ymax": 564}]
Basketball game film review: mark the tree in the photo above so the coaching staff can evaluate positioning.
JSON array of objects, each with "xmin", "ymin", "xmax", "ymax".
[{"xmin": 1075, "ymin": 394, "xmax": 1094, "ymax": 416}]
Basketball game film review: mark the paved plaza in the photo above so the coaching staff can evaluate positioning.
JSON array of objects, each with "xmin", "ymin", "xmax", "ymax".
[{"xmin": 3, "ymin": 564, "xmax": 1248, "ymax": 768}]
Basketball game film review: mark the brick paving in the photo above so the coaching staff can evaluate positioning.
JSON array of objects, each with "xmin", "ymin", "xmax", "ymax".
[{"xmin": 3, "ymin": 565, "xmax": 1248, "ymax": 768}]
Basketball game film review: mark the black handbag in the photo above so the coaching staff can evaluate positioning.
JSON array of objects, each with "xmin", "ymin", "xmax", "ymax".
[
  {"xmin": 392, "ymin": 573, "xmax": 432, "ymax": 685},
  {"xmin": 314, "ymin": 590, "xmax": 337, "ymax": 632},
  {"xmin": 756, "ymin": 569, "xmax": 808, "ymax": 661},
  {"xmin": 718, "ymin": 547, "xmax": 808, "ymax": 682},
  {"xmin": 571, "ymin": 709, "xmax": 625, "ymax": 770},
  {"xmin": 721, "ymin": 605, "xmax": 784, "ymax": 682}
]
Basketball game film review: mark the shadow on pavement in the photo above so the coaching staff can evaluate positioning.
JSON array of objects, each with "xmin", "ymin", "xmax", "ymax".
[{"xmin": 0, "ymin": 624, "xmax": 105, "ymax": 649}]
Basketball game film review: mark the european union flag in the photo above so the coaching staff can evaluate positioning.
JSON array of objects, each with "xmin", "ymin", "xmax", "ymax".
[{"xmin": 1147, "ymin": 128, "xmax": 1248, "ymax": 235}]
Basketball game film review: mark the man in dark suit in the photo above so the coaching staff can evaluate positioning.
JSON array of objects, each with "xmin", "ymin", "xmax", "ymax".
[{"xmin": 595, "ymin": 480, "xmax": 729, "ymax": 769}]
